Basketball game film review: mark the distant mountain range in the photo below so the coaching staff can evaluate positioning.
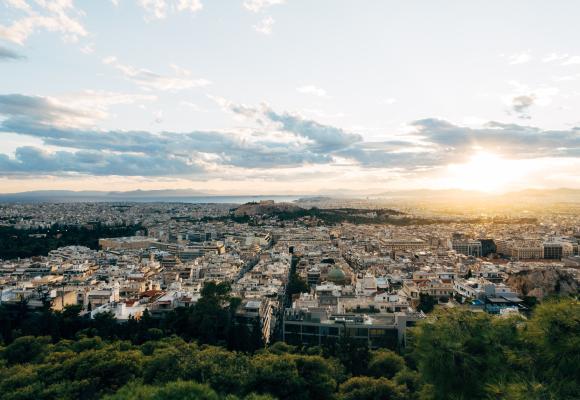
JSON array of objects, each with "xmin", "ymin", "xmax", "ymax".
[{"xmin": 1, "ymin": 188, "xmax": 580, "ymax": 203}]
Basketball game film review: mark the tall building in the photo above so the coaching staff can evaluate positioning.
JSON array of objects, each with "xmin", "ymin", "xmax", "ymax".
[
  {"xmin": 543, "ymin": 242, "xmax": 574, "ymax": 260},
  {"xmin": 452, "ymin": 240, "xmax": 482, "ymax": 257},
  {"xmin": 479, "ymin": 239, "xmax": 497, "ymax": 257}
]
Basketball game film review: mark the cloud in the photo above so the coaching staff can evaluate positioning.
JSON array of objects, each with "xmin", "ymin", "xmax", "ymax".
[
  {"xmin": 1, "ymin": 94, "xmax": 580, "ymax": 179},
  {"xmin": 0, "ymin": 146, "xmax": 202, "ymax": 176},
  {"xmin": 0, "ymin": 92, "xmax": 156, "ymax": 129},
  {"xmin": 0, "ymin": 93, "xmax": 100, "ymax": 128},
  {"xmin": 410, "ymin": 119, "xmax": 580, "ymax": 160},
  {"xmin": 502, "ymin": 82, "xmax": 558, "ymax": 119},
  {"xmin": 138, "ymin": 0, "xmax": 203, "ymax": 20},
  {"xmin": 0, "ymin": 0, "xmax": 87, "ymax": 44},
  {"xmin": 511, "ymin": 95, "xmax": 535, "ymax": 118},
  {"xmin": 243, "ymin": 0, "xmax": 284, "ymax": 12},
  {"xmin": 0, "ymin": 45, "xmax": 24, "ymax": 61},
  {"xmin": 253, "ymin": 16, "xmax": 274, "ymax": 34},
  {"xmin": 0, "ymin": 94, "xmax": 335, "ymax": 176},
  {"xmin": 263, "ymin": 109, "xmax": 362, "ymax": 152},
  {"xmin": 103, "ymin": 56, "xmax": 211, "ymax": 91},
  {"xmin": 297, "ymin": 85, "xmax": 328, "ymax": 97},
  {"xmin": 508, "ymin": 51, "xmax": 532, "ymax": 65},
  {"xmin": 4, "ymin": 0, "xmax": 31, "ymax": 11}
]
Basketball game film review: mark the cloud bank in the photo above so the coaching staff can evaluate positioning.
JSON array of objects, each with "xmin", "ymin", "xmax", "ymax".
[{"xmin": 0, "ymin": 94, "xmax": 579, "ymax": 179}]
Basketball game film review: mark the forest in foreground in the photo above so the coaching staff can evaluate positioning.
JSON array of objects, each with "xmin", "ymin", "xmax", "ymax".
[{"xmin": 0, "ymin": 297, "xmax": 577, "ymax": 400}]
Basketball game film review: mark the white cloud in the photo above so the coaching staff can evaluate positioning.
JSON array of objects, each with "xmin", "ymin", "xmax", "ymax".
[
  {"xmin": 103, "ymin": 56, "xmax": 211, "ymax": 91},
  {"xmin": 503, "ymin": 81, "xmax": 559, "ymax": 118},
  {"xmin": 243, "ymin": 0, "xmax": 284, "ymax": 13},
  {"xmin": 382, "ymin": 98, "xmax": 397, "ymax": 105},
  {"xmin": 508, "ymin": 51, "xmax": 532, "ymax": 65},
  {"xmin": 297, "ymin": 85, "xmax": 328, "ymax": 97},
  {"xmin": 5, "ymin": 0, "xmax": 31, "ymax": 11},
  {"xmin": 138, "ymin": 0, "xmax": 202, "ymax": 20},
  {"xmin": 0, "ymin": 0, "xmax": 87, "ymax": 45},
  {"xmin": 0, "ymin": 91, "xmax": 154, "ymax": 130},
  {"xmin": 176, "ymin": 0, "xmax": 203, "ymax": 13},
  {"xmin": 38, "ymin": 90, "xmax": 157, "ymax": 128},
  {"xmin": 60, "ymin": 90, "xmax": 157, "ymax": 111},
  {"xmin": 253, "ymin": 16, "xmax": 274, "ymax": 34},
  {"xmin": 138, "ymin": 0, "xmax": 168, "ymax": 19}
]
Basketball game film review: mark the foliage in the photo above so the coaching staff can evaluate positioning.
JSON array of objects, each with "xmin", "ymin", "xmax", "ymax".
[
  {"xmin": 368, "ymin": 349, "xmax": 406, "ymax": 379},
  {"xmin": 103, "ymin": 380, "xmax": 220, "ymax": 400},
  {"xmin": 0, "ymin": 297, "xmax": 577, "ymax": 400},
  {"xmin": 338, "ymin": 376, "xmax": 404, "ymax": 400},
  {"xmin": 322, "ymin": 334, "xmax": 371, "ymax": 376},
  {"xmin": 0, "ymin": 224, "xmax": 144, "ymax": 260},
  {"xmin": 416, "ymin": 293, "xmax": 436, "ymax": 313},
  {"xmin": 0, "ymin": 282, "xmax": 263, "ymax": 352},
  {"xmin": 287, "ymin": 272, "xmax": 309, "ymax": 296},
  {"xmin": 409, "ymin": 297, "xmax": 579, "ymax": 400}
]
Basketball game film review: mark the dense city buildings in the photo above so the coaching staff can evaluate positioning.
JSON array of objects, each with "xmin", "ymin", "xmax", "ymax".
[{"xmin": 1, "ymin": 199, "xmax": 579, "ymax": 350}]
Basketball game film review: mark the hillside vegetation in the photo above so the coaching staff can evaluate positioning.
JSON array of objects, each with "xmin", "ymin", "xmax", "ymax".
[{"xmin": 0, "ymin": 297, "xmax": 577, "ymax": 400}]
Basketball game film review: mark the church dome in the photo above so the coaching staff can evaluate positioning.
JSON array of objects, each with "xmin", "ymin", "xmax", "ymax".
[{"xmin": 327, "ymin": 267, "xmax": 346, "ymax": 284}]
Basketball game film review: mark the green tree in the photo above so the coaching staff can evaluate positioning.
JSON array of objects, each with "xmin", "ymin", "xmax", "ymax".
[
  {"xmin": 2, "ymin": 336, "xmax": 51, "ymax": 365},
  {"xmin": 409, "ymin": 309, "xmax": 519, "ymax": 400},
  {"xmin": 103, "ymin": 380, "xmax": 220, "ymax": 400},
  {"xmin": 248, "ymin": 353, "xmax": 305, "ymax": 400},
  {"xmin": 393, "ymin": 369, "xmax": 424, "ymax": 400},
  {"xmin": 186, "ymin": 346, "xmax": 253, "ymax": 396},
  {"xmin": 368, "ymin": 349, "xmax": 406, "ymax": 379},
  {"xmin": 323, "ymin": 334, "xmax": 371, "ymax": 376},
  {"xmin": 522, "ymin": 298, "xmax": 580, "ymax": 398},
  {"xmin": 287, "ymin": 273, "xmax": 309, "ymax": 296},
  {"xmin": 338, "ymin": 376, "xmax": 403, "ymax": 400},
  {"xmin": 416, "ymin": 293, "xmax": 436, "ymax": 314}
]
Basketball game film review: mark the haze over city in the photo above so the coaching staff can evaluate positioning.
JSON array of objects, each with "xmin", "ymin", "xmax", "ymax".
[{"xmin": 1, "ymin": 0, "xmax": 580, "ymax": 194}]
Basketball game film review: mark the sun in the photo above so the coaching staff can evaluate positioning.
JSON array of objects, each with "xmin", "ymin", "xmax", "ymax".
[{"xmin": 439, "ymin": 152, "xmax": 528, "ymax": 193}]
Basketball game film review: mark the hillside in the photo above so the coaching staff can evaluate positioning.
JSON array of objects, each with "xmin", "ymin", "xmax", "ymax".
[
  {"xmin": 233, "ymin": 201, "xmax": 304, "ymax": 217},
  {"xmin": 506, "ymin": 267, "xmax": 579, "ymax": 299}
]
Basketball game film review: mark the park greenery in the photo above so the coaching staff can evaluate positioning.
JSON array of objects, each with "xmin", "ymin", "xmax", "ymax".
[
  {"xmin": 0, "ymin": 224, "xmax": 144, "ymax": 260},
  {"xmin": 0, "ymin": 291, "xmax": 577, "ymax": 400}
]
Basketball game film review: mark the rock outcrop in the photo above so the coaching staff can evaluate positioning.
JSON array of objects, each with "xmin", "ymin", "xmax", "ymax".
[{"xmin": 506, "ymin": 267, "xmax": 579, "ymax": 299}]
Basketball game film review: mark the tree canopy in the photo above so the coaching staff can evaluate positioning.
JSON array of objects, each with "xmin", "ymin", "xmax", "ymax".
[{"xmin": 0, "ymin": 296, "xmax": 577, "ymax": 400}]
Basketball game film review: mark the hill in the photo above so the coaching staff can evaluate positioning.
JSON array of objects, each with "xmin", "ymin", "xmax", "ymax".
[{"xmin": 233, "ymin": 201, "xmax": 304, "ymax": 217}]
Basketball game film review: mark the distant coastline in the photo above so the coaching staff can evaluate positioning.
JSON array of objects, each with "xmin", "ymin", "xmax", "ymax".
[{"xmin": 0, "ymin": 192, "xmax": 306, "ymax": 204}]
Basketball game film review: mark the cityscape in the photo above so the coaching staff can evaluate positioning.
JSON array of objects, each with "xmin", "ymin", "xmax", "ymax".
[{"xmin": 1, "ymin": 1, "xmax": 579, "ymax": 400}]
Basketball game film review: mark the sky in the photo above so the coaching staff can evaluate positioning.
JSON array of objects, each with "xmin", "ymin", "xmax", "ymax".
[{"xmin": 1, "ymin": 0, "xmax": 580, "ymax": 195}]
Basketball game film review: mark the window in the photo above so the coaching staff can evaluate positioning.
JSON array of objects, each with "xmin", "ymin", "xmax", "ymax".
[
  {"xmin": 302, "ymin": 325, "xmax": 319, "ymax": 335},
  {"xmin": 285, "ymin": 323, "xmax": 300, "ymax": 333},
  {"xmin": 356, "ymin": 328, "xmax": 369, "ymax": 337}
]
